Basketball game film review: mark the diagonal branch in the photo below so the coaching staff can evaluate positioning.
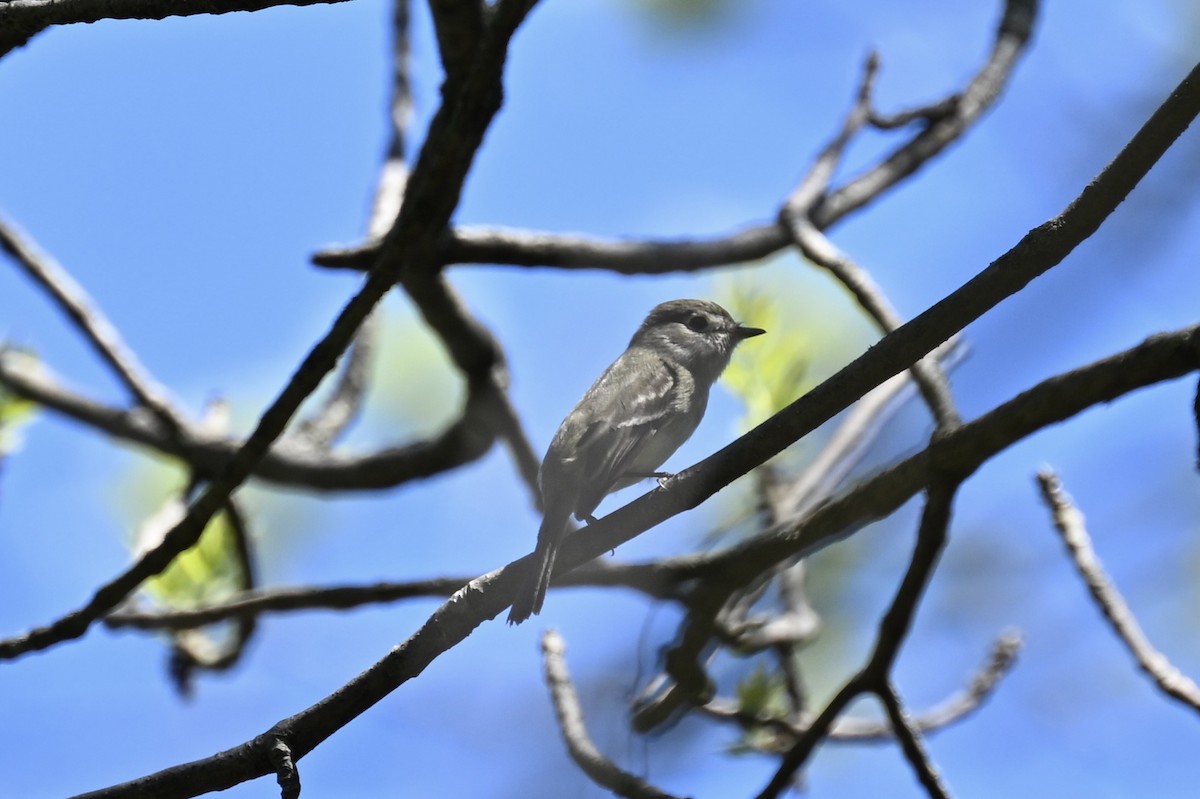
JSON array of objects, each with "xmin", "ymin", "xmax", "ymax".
[
  {"xmin": 78, "ymin": 323, "xmax": 1200, "ymax": 798},
  {"xmin": 700, "ymin": 631, "xmax": 1021, "ymax": 745},
  {"xmin": 541, "ymin": 630, "xmax": 685, "ymax": 799},
  {"xmin": 0, "ymin": 0, "xmax": 357, "ymax": 60},
  {"xmin": 810, "ymin": 0, "xmax": 1036, "ymax": 227},
  {"xmin": 1037, "ymin": 469, "xmax": 1200, "ymax": 713},
  {"xmin": 757, "ymin": 478, "xmax": 961, "ymax": 799},
  {"xmin": 0, "ymin": 217, "xmax": 186, "ymax": 432},
  {"xmin": 65, "ymin": 42, "xmax": 1200, "ymax": 799},
  {"xmin": 879, "ymin": 682, "xmax": 953, "ymax": 799},
  {"xmin": 0, "ymin": 0, "xmax": 540, "ymax": 663},
  {"xmin": 313, "ymin": 0, "xmax": 1037, "ymax": 277}
]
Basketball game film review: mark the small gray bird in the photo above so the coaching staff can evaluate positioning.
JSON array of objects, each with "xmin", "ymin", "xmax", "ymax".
[{"xmin": 508, "ymin": 298, "xmax": 765, "ymax": 624}]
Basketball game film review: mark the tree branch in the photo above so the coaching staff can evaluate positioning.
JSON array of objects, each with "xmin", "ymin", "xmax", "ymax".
[
  {"xmin": 0, "ymin": 216, "xmax": 185, "ymax": 432},
  {"xmin": 0, "ymin": 0, "xmax": 357, "ymax": 60},
  {"xmin": 312, "ymin": 0, "xmax": 1038, "ymax": 276},
  {"xmin": 1037, "ymin": 469, "xmax": 1200, "ymax": 713},
  {"xmin": 700, "ymin": 631, "xmax": 1021, "ymax": 745},
  {"xmin": 879, "ymin": 682, "xmax": 953, "ymax": 799},
  {"xmin": 0, "ymin": 352, "xmax": 497, "ymax": 490},
  {"xmin": 0, "ymin": 0, "xmax": 539, "ymax": 663},
  {"xmin": 76, "ymin": 322, "xmax": 1200, "ymax": 798},
  {"xmin": 541, "ymin": 630, "xmax": 686, "ymax": 799}
]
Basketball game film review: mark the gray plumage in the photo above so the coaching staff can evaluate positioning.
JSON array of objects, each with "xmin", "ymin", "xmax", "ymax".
[{"xmin": 508, "ymin": 299, "xmax": 765, "ymax": 624}]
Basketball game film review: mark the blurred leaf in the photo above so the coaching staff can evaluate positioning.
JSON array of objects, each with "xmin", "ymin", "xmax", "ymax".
[
  {"xmin": 135, "ymin": 498, "xmax": 248, "ymax": 610},
  {"xmin": 341, "ymin": 298, "xmax": 464, "ymax": 446},
  {"xmin": 728, "ymin": 663, "xmax": 792, "ymax": 754},
  {"xmin": 736, "ymin": 662, "xmax": 785, "ymax": 718},
  {"xmin": 0, "ymin": 349, "xmax": 40, "ymax": 456},
  {"xmin": 618, "ymin": 0, "xmax": 742, "ymax": 33},
  {"xmin": 719, "ymin": 280, "xmax": 814, "ymax": 431}
]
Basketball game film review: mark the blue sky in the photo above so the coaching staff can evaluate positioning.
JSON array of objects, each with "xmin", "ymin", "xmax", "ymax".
[{"xmin": 1, "ymin": 1, "xmax": 1199, "ymax": 797}]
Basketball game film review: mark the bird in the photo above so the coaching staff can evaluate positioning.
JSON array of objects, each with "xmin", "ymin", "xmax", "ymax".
[{"xmin": 507, "ymin": 298, "xmax": 765, "ymax": 624}]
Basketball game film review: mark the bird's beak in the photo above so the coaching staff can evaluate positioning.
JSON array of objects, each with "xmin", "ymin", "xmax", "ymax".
[{"xmin": 734, "ymin": 324, "xmax": 766, "ymax": 340}]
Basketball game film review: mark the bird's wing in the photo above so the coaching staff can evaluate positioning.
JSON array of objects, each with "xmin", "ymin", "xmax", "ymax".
[{"xmin": 565, "ymin": 350, "xmax": 682, "ymax": 515}]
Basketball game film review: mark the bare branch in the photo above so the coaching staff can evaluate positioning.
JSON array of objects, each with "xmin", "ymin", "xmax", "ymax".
[
  {"xmin": 782, "ymin": 51, "xmax": 960, "ymax": 432},
  {"xmin": 75, "ymin": 322, "xmax": 1200, "ymax": 798},
  {"xmin": 292, "ymin": 0, "xmax": 411, "ymax": 449},
  {"xmin": 313, "ymin": 222, "xmax": 791, "ymax": 273},
  {"xmin": 290, "ymin": 312, "xmax": 378, "ymax": 449},
  {"xmin": 103, "ymin": 561, "xmax": 678, "ymax": 632},
  {"xmin": 701, "ymin": 631, "xmax": 1020, "ymax": 745},
  {"xmin": 783, "ymin": 219, "xmax": 960, "ymax": 429},
  {"xmin": 780, "ymin": 339, "xmax": 967, "ymax": 520},
  {"xmin": 105, "ymin": 577, "xmax": 472, "ymax": 630},
  {"xmin": 0, "ymin": 353, "xmax": 496, "ymax": 490},
  {"xmin": 0, "ymin": 0, "xmax": 539, "ymax": 663},
  {"xmin": 166, "ymin": 490, "xmax": 259, "ymax": 696},
  {"xmin": 541, "ymin": 631, "xmax": 687, "ymax": 799},
  {"xmin": 267, "ymin": 739, "xmax": 300, "ymax": 799},
  {"xmin": 810, "ymin": 0, "xmax": 1037, "ymax": 227},
  {"xmin": 758, "ymin": 479, "xmax": 961, "ymax": 797},
  {"xmin": 313, "ymin": 0, "xmax": 1037, "ymax": 277},
  {"xmin": 879, "ymin": 682, "xmax": 953, "ymax": 799},
  {"xmin": 1037, "ymin": 469, "xmax": 1200, "ymax": 713},
  {"xmin": 0, "ymin": 216, "xmax": 185, "ymax": 431},
  {"xmin": 428, "ymin": 0, "xmax": 484, "ymax": 77},
  {"xmin": 832, "ymin": 631, "xmax": 1021, "ymax": 741},
  {"xmin": 0, "ymin": 0, "xmax": 356, "ymax": 59}
]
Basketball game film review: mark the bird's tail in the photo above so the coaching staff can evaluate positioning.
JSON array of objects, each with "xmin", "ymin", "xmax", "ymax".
[{"xmin": 508, "ymin": 511, "xmax": 567, "ymax": 625}]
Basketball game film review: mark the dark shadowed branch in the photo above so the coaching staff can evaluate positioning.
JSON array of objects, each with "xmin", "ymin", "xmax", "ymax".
[
  {"xmin": 0, "ymin": 0, "xmax": 358, "ymax": 60},
  {"xmin": 75, "ymin": 319, "xmax": 1200, "ymax": 797},
  {"xmin": 700, "ymin": 631, "xmax": 1021, "ymax": 746},
  {"xmin": 0, "ymin": 0, "xmax": 541, "ymax": 664},
  {"xmin": 312, "ymin": 0, "xmax": 1037, "ymax": 276}
]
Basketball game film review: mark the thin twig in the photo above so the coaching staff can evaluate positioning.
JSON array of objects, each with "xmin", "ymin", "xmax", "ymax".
[
  {"xmin": 0, "ymin": 0, "xmax": 356, "ymax": 60},
  {"xmin": 0, "ymin": 217, "xmax": 185, "ymax": 431},
  {"xmin": 879, "ymin": 682, "xmax": 953, "ymax": 799},
  {"xmin": 1037, "ymin": 469, "xmax": 1200, "ymax": 713},
  {"xmin": 781, "ymin": 51, "xmax": 960, "ymax": 430},
  {"xmin": 700, "ymin": 631, "xmax": 1021, "ymax": 745},
  {"xmin": 77, "ymin": 322, "xmax": 1200, "ymax": 798},
  {"xmin": 780, "ymin": 339, "xmax": 967, "ymax": 519},
  {"xmin": 292, "ymin": 0, "xmax": 413, "ymax": 449},
  {"xmin": 165, "ymin": 488, "xmax": 259, "ymax": 696},
  {"xmin": 756, "ymin": 478, "xmax": 961, "ymax": 799},
  {"xmin": 312, "ymin": 0, "xmax": 1037, "ymax": 277},
  {"xmin": 103, "ymin": 561, "xmax": 677, "ymax": 631},
  {"xmin": 541, "ymin": 631, "xmax": 687, "ymax": 799},
  {"xmin": 0, "ymin": 0, "xmax": 539, "ymax": 663},
  {"xmin": 810, "ymin": 0, "xmax": 1037, "ymax": 227}
]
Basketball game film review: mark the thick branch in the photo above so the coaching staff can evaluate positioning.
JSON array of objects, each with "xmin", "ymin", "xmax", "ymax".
[
  {"xmin": 313, "ymin": 0, "xmax": 1037, "ymax": 276},
  {"xmin": 0, "ymin": 353, "xmax": 496, "ymax": 490},
  {"xmin": 0, "ymin": 0, "xmax": 356, "ymax": 59},
  {"xmin": 0, "ymin": 0, "xmax": 538, "ymax": 663},
  {"xmin": 701, "ymin": 631, "xmax": 1020, "ymax": 745},
  {"xmin": 78, "ymin": 323, "xmax": 1200, "ymax": 798}
]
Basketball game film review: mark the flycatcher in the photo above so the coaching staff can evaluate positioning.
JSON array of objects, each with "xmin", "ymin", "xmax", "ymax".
[{"xmin": 508, "ymin": 298, "xmax": 765, "ymax": 624}]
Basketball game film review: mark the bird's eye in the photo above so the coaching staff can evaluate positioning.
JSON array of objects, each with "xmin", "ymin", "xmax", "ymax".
[{"xmin": 686, "ymin": 314, "xmax": 709, "ymax": 332}]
